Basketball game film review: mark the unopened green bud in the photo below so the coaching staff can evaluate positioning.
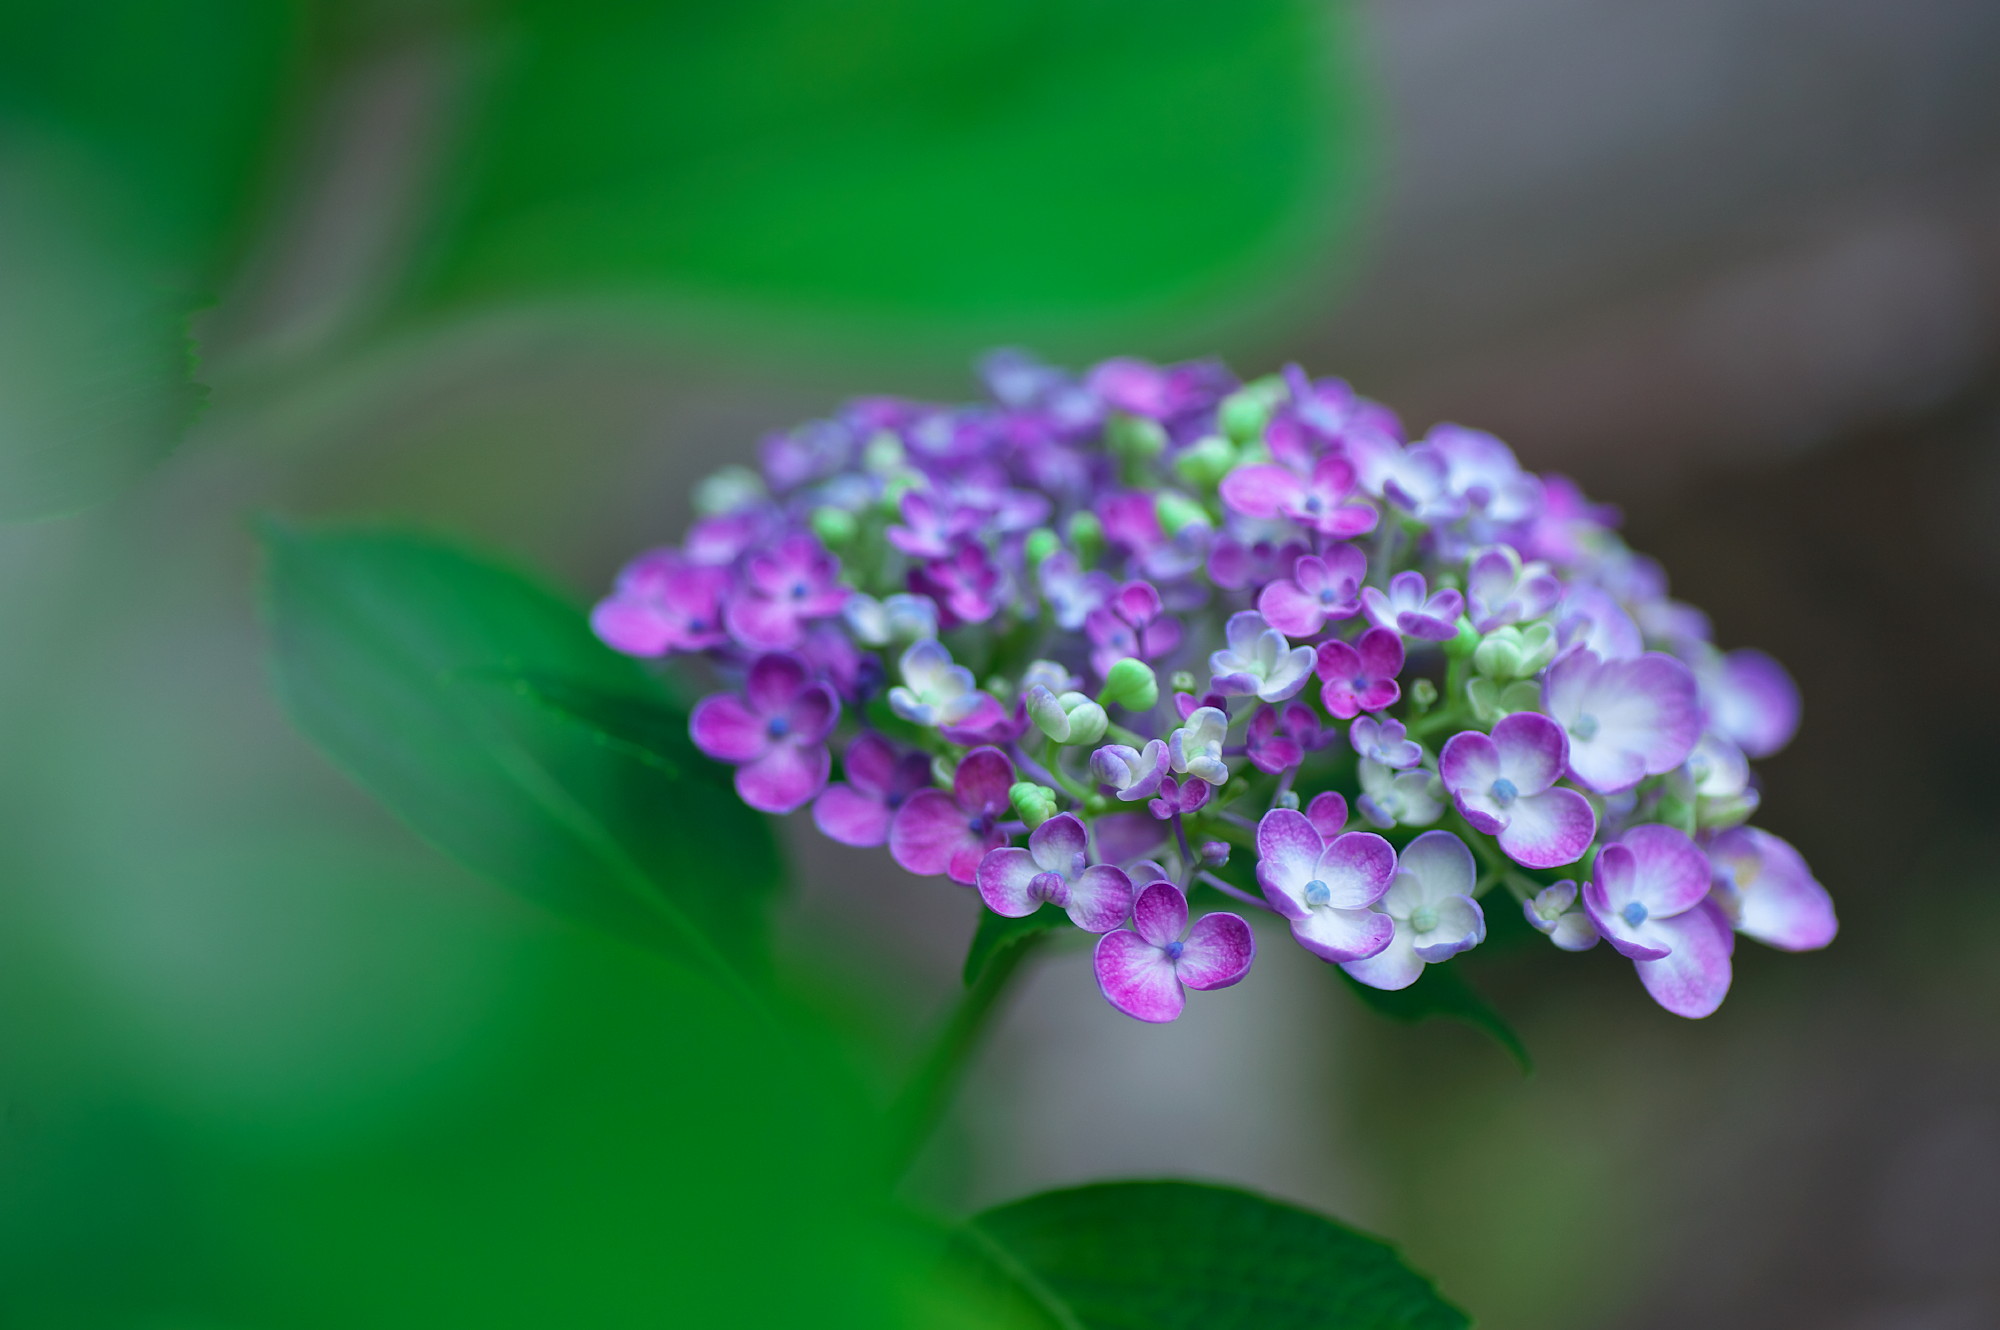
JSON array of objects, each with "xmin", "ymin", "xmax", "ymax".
[
  {"xmin": 1155, "ymin": 491, "xmax": 1211, "ymax": 536},
  {"xmin": 809, "ymin": 506, "xmax": 858, "ymax": 547},
  {"xmin": 1059, "ymin": 695, "xmax": 1109, "ymax": 746},
  {"xmin": 1219, "ymin": 376, "xmax": 1285, "ymax": 447},
  {"xmin": 1105, "ymin": 412, "xmax": 1168, "ymax": 462},
  {"xmin": 1169, "ymin": 670, "xmax": 1198, "ymax": 694},
  {"xmin": 1172, "ymin": 435, "xmax": 1236, "ymax": 488},
  {"xmin": 1099, "ymin": 658, "xmax": 1159, "ymax": 712},
  {"xmin": 881, "ymin": 468, "xmax": 924, "ymax": 504},
  {"xmin": 1472, "ymin": 623, "xmax": 1557, "ymax": 680},
  {"xmin": 1467, "ymin": 677, "xmax": 1543, "ymax": 725},
  {"xmin": 1067, "ymin": 511, "xmax": 1104, "ymax": 567},
  {"xmin": 1026, "ymin": 685, "xmax": 1071, "ymax": 742},
  {"xmin": 861, "ymin": 431, "xmax": 905, "ymax": 473},
  {"xmin": 692, "ymin": 465, "xmax": 766, "ymax": 514},
  {"xmin": 1010, "ymin": 781, "xmax": 1060, "ymax": 829},
  {"xmin": 1410, "ymin": 677, "xmax": 1440, "ymax": 713},
  {"xmin": 1024, "ymin": 527, "xmax": 1060, "ymax": 569},
  {"xmin": 1443, "ymin": 617, "xmax": 1482, "ymax": 658},
  {"xmin": 1274, "ymin": 788, "xmax": 1301, "ymax": 811}
]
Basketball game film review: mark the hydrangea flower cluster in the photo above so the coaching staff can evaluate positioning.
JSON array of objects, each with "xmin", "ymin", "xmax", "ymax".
[{"xmin": 595, "ymin": 352, "xmax": 1835, "ymax": 1022}]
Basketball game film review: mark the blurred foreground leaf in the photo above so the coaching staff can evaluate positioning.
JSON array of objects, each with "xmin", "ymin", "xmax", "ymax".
[
  {"xmin": 0, "ymin": 0, "xmax": 301, "ymax": 519},
  {"xmin": 957, "ymin": 1181, "xmax": 1469, "ymax": 1329},
  {"xmin": 411, "ymin": 0, "xmax": 1367, "ymax": 343},
  {"xmin": 1339, "ymin": 965, "xmax": 1532, "ymax": 1073},
  {"xmin": 962, "ymin": 902, "xmax": 1068, "ymax": 987},
  {"xmin": 259, "ymin": 523, "xmax": 780, "ymax": 978}
]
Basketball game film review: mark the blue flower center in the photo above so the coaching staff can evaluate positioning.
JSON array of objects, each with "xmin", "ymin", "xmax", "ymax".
[
  {"xmin": 1304, "ymin": 879, "xmax": 1332, "ymax": 907},
  {"xmin": 1410, "ymin": 905, "xmax": 1439, "ymax": 933},
  {"xmin": 1164, "ymin": 940, "xmax": 1185, "ymax": 961},
  {"xmin": 1490, "ymin": 777, "xmax": 1518, "ymax": 805},
  {"xmin": 1302, "ymin": 495, "xmax": 1324, "ymax": 513},
  {"xmin": 767, "ymin": 716, "xmax": 791, "ymax": 738},
  {"xmin": 1570, "ymin": 713, "xmax": 1600, "ymax": 741},
  {"xmin": 969, "ymin": 814, "xmax": 995, "ymax": 835},
  {"xmin": 1318, "ymin": 588, "xmax": 1336, "ymax": 604},
  {"xmin": 1621, "ymin": 900, "xmax": 1648, "ymax": 926},
  {"xmin": 687, "ymin": 617, "xmax": 706, "ymax": 631}
]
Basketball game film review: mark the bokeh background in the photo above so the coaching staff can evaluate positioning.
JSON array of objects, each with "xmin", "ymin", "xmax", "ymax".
[{"xmin": 6, "ymin": 2, "xmax": 2000, "ymax": 1326}]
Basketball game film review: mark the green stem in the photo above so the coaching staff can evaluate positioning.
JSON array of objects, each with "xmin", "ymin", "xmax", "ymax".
[{"xmin": 881, "ymin": 930, "xmax": 1046, "ymax": 1183}]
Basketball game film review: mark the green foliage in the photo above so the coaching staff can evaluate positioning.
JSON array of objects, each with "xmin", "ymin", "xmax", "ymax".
[
  {"xmin": 1339, "ymin": 965, "xmax": 1532, "ymax": 1074},
  {"xmin": 258, "ymin": 521, "xmax": 780, "ymax": 980},
  {"xmin": 409, "ymin": 0, "xmax": 1366, "ymax": 344},
  {"xmin": 958, "ymin": 1181, "xmax": 1470, "ymax": 1329},
  {"xmin": 963, "ymin": 902, "xmax": 1069, "ymax": 987},
  {"xmin": 0, "ymin": 0, "xmax": 302, "ymax": 519}
]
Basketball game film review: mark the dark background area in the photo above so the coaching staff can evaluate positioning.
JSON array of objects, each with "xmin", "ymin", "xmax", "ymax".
[{"xmin": 4, "ymin": 2, "xmax": 1999, "ymax": 1326}]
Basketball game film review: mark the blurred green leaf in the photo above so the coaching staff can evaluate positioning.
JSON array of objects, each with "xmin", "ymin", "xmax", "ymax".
[
  {"xmin": 258, "ymin": 522, "xmax": 781, "ymax": 979},
  {"xmin": 0, "ymin": 0, "xmax": 303, "ymax": 519},
  {"xmin": 962, "ymin": 903, "xmax": 1068, "ymax": 987},
  {"xmin": 957, "ymin": 1181, "xmax": 1470, "ymax": 1329},
  {"xmin": 1339, "ymin": 965, "xmax": 1532, "ymax": 1074},
  {"xmin": 410, "ymin": 0, "xmax": 1367, "ymax": 343}
]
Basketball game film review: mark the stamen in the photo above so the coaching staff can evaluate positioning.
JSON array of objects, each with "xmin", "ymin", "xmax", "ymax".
[
  {"xmin": 1570, "ymin": 713, "xmax": 1600, "ymax": 741},
  {"xmin": 1304, "ymin": 879, "xmax": 1332, "ymax": 907},
  {"xmin": 1490, "ymin": 777, "xmax": 1517, "ymax": 804},
  {"xmin": 1621, "ymin": 900, "xmax": 1648, "ymax": 926}
]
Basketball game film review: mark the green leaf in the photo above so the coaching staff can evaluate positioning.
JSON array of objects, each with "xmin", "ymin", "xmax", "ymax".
[
  {"xmin": 406, "ymin": 0, "xmax": 1370, "ymax": 346},
  {"xmin": 0, "ymin": 0, "xmax": 303, "ymax": 519},
  {"xmin": 958, "ymin": 1181, "xmax": 1470, "ymax": 1329},
  {"xmin": 962, "ymin": 902, "xmax": 1068, "ymax": 987},
  {"xmin": 1338, "ymin": 965, "xmax": 1532, "ymax": 1074},
  {"xmin": 258, "ymin": 522, "xmax": 781, "ymax": 982}
]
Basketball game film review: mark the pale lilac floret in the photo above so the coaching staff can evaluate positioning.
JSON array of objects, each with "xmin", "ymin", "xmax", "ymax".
[
  {"xmin": 1147, "ymin": 774, "xmax": 1213, "ymax": 820},
  {"xmin": 1245, "ymin": 703, "xmax": 1326, "ymax": 775},
  {"xmin": 1207, "ymin": 527, "xmax": 1309, "ymax": 591},
  {"xmin": 976, "ymin": 813, "xmax": 1134, "ymax": 933},
  {"xmin": 1094, "ymin": 882, "xmax": 1254, "ymax": 1023},
  {"xmin": 1219, "ymin": 456, "xmax": 1379, "ymax": 539},
  {"xmin": 1358, "ymin": 571, "xmax": 1463, "ymax": 642},
  {"xmin": 723, "ymin": 532, "xmax": 850, "ymax": 649},
  {"xmin": 1256, "ymin": 547, "xmax": 1367, "ymax": 638},
  {"xmin": 592, "ymin": 551, "xmax": 732, "ymax": 656},
  {"xmin": 812, "ymin": 732, "xmax": 933, "ymax": 847},
  {"xmin": 1167, "ymin": 706, "xmax": 1230, "ymax": 786},
  {"xmin": 1357, "ymin": 759, "xmax": 1444, "ymax": 829},
  {"xmin": 1556, "ymin": 585, "xmax": 1643, "ymax": 661},
  {"xmin": 841, "ymin": 591, "xmax": 938, "ymax": 647},
  {"xmin": 887, "ymin": 746, "xmax": 1016, "ymax": 884},
  {"xmin": 1091, "ymin": 740, "xmax": 1170, "ymax": 801},
  {"xmin": 1428, "ymin": 424, "xmax": 1542, "ymax": 526},
  {"xmin": 1349, "ymin": 716, "xmax": 1421, "ymax": 770},
  {"xmin": 1086, "ymin": 580, "xmax": 1183, "ymax": 679},
  {"xmin": 887, "ymin": 639, "xmax": 984, "ymax": 727},
  {"xmin": 1466, "ymin": 546, "xmax": 1562, "ymax": 632},
  {"xmin": 1440, "ymin": 712, "xmax": 1595, "ymax": 869},
  {"xmin": 1208, "ymin": 611, "xmax": 1315, "ymax": 703},
  {"xmin": 1348, "ymin": 435, "xmax": 1464, "ymax": 525},
  {"xmin": 1314, "ymin": 627, "xmax": 1404, "ymax": 718},
  {"xmin": 1704, "ymin": 826, "xmax": 1837, "ymax": 951},
  {"xmin": 1343, "ymin": 831, "xmax": 1486, "ymax": 991},
  {"xmin": 1524, "ymin": 881, "xmax": 1600, "ymax": 951},
  {"xmin": 1695, "ymin": 648, "xmax": 1800, "ymax": 759},
  {"xmin": 1542, "ymin": 649, "xmax": 1701, "ymax": 794},
  {"xmin": 885, "ymin": 489, "xmax": 982, "ymax": 559},
  {"xmin": 1582, "ymin": 824, "xmax": 1734, "ymax": 1018},
  {"xmin": 1038, "ymin": 549, "xmax": 1115, "ymax": 631},
  {"xmin": 689, "ymin": 652, "xmax": 839, "ymax": 814},
  {"xmin": 1255, "ymin": 807, "xmax": 1397, "ymax": 963}
]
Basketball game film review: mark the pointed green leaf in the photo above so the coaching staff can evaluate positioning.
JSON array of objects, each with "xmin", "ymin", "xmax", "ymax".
[
  {"xmin": 962, "ymin": 903, "xmax": 1068, "ymax": 987},
  {"xmin": 1338, "ymin": 964, "xmax": 1531, "ymax": 1073}
]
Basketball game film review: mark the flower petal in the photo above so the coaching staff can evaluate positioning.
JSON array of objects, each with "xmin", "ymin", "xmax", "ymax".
[
  {"xmin": 953, "ymin": 746, "xmax": 1018, "ymax": 816},
  {"xmin": 1176, "ymin": 912, "xmax": 1256, "ymax": 990},
  {"xmin": 1708, "ymin": 827, "xmax": 1836, "ymax": 951},
  {"xmin": 1218, "ymin": 464, "xmax": 1304, "ymax": 520},
  {"xmin": 1490, "ymin": 711, "xmax": 1566, "ymax": 794},
  {"xmin": 784, "ymin": 681, "xmax": 841, "ymax": 744},
  {"xmin": 1316, "ymin": 832, "xmax": 1398, "ymax": 908},
  {"xmin": 1394, "ymin": 830, "xmax": 1477, "ymax": 904},
  {"xmin": 1496, "ymin": 787, "xmax": 1595, "ymax": 869},
  {"xmin": 1412, "ymin": 895, "xmax": 1485, "ymax": 961},
  {"xmin": 1131, "ymin": 880, "xmax": 1189, "ymax": 949},
  {"xmin": 745, "ymin": 651, "xmax": 811, "ymax": 713},
  {"xmin": 1438, "ymin": 730, "xmax": 1501, "ymax": 799},
  {"xmin": 735, "ymin": 741, "xmax": 829, "ymax": 814},
  {"xmin": 811, "ymin": 783, "xmax": 891, "ymax": 847},
  {"xmin": 1291, "ymin": 905, "xmax": 1395, "ymax": 963},
  {"xmin": 1256, "ymin": 580, "xmax": 1325, "ymax": 638},
  {"xmin": 1304, "ymin": 791, "xmax": 1348, "ymax": 839},
  {"xmin": 976, "ymin": 847, "xmax": 1046, "ymax": 917},
  {"xmin": 1341, "ymin": 922, "xmax": 1423, "ymax": 990},
  {"xmin": 888, "ymin": 790, "xmax": 974, "ymax": 879},
  {"xmin": 1618, "ymin": 824, "xmax": 1711, "ymax": 916},
  {"xmin": 1254, "ymin": 808, "xmax": 1324, "ymax": 916},
  {"xmin": 1028, "ymin": 813, "xmax": 1089, "ymax": 873},
  {"xmin": 839, "ymin": 732, "xmax": 898, "ymax": 797},
  {"xmin": 688, "ymin": 693, "xmax": 767, "ymax": 763},
  {"xmin": 1634, "ymin": 901, "xmax": 1734, "ymax": 1018},
  {"xmin": 1065, "ymin": 864, "xmax": 1136, "ymax": 933},
  {"xmin": 1094, "ymin": 930, "xmax": 1185, "ymax": 1023}
]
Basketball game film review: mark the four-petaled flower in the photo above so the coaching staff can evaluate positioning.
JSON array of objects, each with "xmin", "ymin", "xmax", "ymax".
[
  {"xmin": 1208, "ymin": 611, "xmax": 1316, "ymax": 703},
  {"xmin": 689, "ymin": 652, "xmax": 840, "ymax": 813},
  {"xmin": 888, "ymin": 639, "xmax": 986, "ymax": 727},
  {"xmin": 592, "ymin": 551, "xmax": 733, "ymax": 657},
  {"xmin": 1315, "ymin": 627, "xmax": 1405, "ymax": 718},
  {"xmin": 1094, "ymin": 880, "xmax": 1255, "ymax": 1023},
  {"xmin": 909, "ymin": 540, "xmax": 1006, "ymax": 628},
  {"xmin": 723, "ymin": 533, "xmax": 850, "ymax": 648},
  {"xmin": 976, "ymin": 814, "xmax": 1134, "ymax": 932},
  {"xmin": 1465, "ymin": 546, "xmax": 1561, "ymax": 632},
  {"xmin": 1256, "ymin": 547, "xmax": 1367, "ymax": 638},
  {"xmin": 1541, "ymin": 649, "xmax": 1701, "ymax": 794},
  {"xmin": 1086, "ymin": 580, "xmax": 1183, "ymax": 679},
  {"xmin": 1583, "ymin": 825, "xmax": 1735, "ymax": 1018},
  {"xmin": 1221, "ymin": 456, "xmax": 1379, "ymax": 539},
  {"xmin": 1704, "ymin": 826, "xmax": 1837, "ymax": 951},
  {"xmin": 1091, "ymin": 739, "xmax": 1171, "ymax": 802},
  {"xmin": 1245, "ymin": 703, "xmax": 1326, "ymax": 775},
  {"xmin": 888, "ymin": 746, "xmax": 1017, "ymax": 884},
  {"xmin": 1349, "ymin": 715, "xmax": 1421, "ymax": 769},
  {"xmin": 1342, "ymin": 831, "xmax": 1486, "ymax": 991},
  {"xmin": 1147, "ymin": 774, "xmax": 1214, "ymax": 820},
  {"xmin": 1523, "ymin": 881, "xmax": 1599, "ymax": 951},
  {"xmin": 1359, "ymin": 571, "xmax": 1464, "ymax": 642},
  {"xmin": 1357, "ymin": 759, "xmax": 1444, "ymax": 829},
  {"xmin": 1256, "ymin": 794, "xmax": 1398, "ymax": 963},
  {"xmin": 1167, "ymin": 706, "xmax": 1230, "ymax": 786},
  {"xmin": 812, "ymin": 732, "xmax": 934, "ymax": 847},
  {"xmin": 1440, "ymin": 713, "xmax": 1595, "ymax": 869}
]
